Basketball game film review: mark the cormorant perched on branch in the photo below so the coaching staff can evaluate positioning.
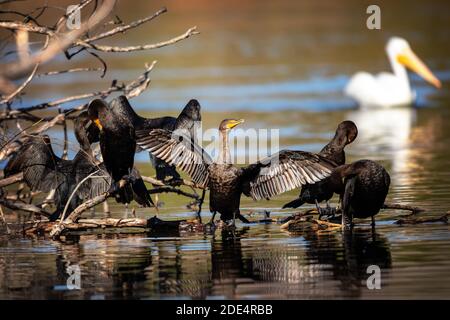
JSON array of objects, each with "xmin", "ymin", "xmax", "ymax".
[
  {"xmin": 282, "ymin": 121, "xmax": 358, "ymax": 215},
  {"xmin": 334, "ymin": 159, "xmax": 390, "ymax": 230},
  {"xmin": 137, "ymin": 118, "xmax": 336, "ymax": 225},
  {"xmin": 4, "ymin": 112, "xmax": 153, "ymax": 221},
  {"xmin": 104, "ymin": 95, "xmax": 201, "ymax": 182},
  {"xmin": 88, "ymin": 97, "xmax": 139, "ymax": 204}
]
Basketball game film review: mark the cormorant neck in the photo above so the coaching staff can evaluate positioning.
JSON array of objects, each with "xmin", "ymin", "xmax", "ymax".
[
  {"xmin": 320, "ymin": 133, "xmax": 347, "ymax": 164},
  {"xmin": 219, "ymin": 129, "xmax": 231, "ymax": 164}
]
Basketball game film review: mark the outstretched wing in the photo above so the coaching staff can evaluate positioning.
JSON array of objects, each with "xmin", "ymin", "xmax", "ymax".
[
  {"xmin": 243, "ymin": 150, "xmax": 336, "ymax": 201},
  {"xmin": 136, "ymin": 128, "xmax": 212, "ymax": 188},
  {"xmin": 75, "ymin": 158, "xmax": 111, "ymax": 200},
  {"xmin": 4, "ymin": 136, "xmax": 68, "ymax": 193}
]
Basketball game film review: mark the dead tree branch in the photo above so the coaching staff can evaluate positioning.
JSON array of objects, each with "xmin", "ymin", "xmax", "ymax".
[
  {"xmin": 0, "ymin": 197, "xmax": 51, "ymax": 217},
  {"xmin": 0, "ymin": 172, "xmax": 23, "ymax": 187}
]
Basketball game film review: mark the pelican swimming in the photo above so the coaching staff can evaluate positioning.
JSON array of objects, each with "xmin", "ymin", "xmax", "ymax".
[{"xmin": 344, "ymin": 37, "xmax": 441, "ymax": 108}]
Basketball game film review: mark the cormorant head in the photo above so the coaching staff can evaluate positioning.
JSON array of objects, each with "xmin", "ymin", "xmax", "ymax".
[
  {"xmin": 74, "ymin": 111, "xmax": 100, "ymax": 146},
  {"xmin": 336, "ymin": 120, "xmax": 358, "ymax": 145},
  {"xmin": 87, "ymin": 99, "xmax": 109, "ymax": 130},
  {"xmin": 219, "ymin": 118, "xmax": 245, "ymax": 132}
]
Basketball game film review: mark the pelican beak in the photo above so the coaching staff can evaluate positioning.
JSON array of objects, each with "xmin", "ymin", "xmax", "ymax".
[
  {"xmin": 397, "ymin": 48, "xmax": 441, "ymax": 88},
  {"xmin": 93, "ymin": 118, "xmax": 103, "ymax": 130},
  {"xmin": 227, "ymin": 119, "xmax": 244, "ymax": 129}
]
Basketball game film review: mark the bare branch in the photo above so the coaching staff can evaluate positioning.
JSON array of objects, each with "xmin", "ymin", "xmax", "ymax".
[
  {"xmin": 0, "ymin": 0, "xmax": 116, "ymax": 81},
  {"xmin": 0, "ymin": 197, "xmax": 51, "ymax": 217},
  {"xmin": 81, "ymin": 26, "xmax": 199, "ymax": 53},
  {"xmin": 37, "ymin": 67, "xmax": 103, "ymax": 77},
  {"xmin": 0, "ymin": 63, "xmax": 39, "ymax": 105},
  {"xmin": 0, "ymin": 172, "xmax": 23, "ymax": 188},
  {"xmin": 83, "ymin": 7, "xmax": 167, "ymax": 43}
]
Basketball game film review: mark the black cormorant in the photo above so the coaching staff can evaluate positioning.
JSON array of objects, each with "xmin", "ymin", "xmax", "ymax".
[
  {"xmin": 87, "ymin": 97, "xmax": 138, "ymax": 204},
  {"xmin": 334, "ymin": 159, "xmax": 390, "ymax": 229},
  {"xmin": 104, "ymin": 95, "xmax": 201, "ymax": 182},
  {"xmin": 4, "ymin": 112, "xmax": 153, "ymax": 221},
  {"xmin": 136, "ymin": 118, "xmax": 336, "ymax": 225},
  {"xmin": 282, "ymin": 120, "xmax": 358, "ymax": 215}
]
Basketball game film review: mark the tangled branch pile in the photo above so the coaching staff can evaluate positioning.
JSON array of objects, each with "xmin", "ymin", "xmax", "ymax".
[{"xmin": 0, "ymin": 0, "xmax": 201, "ymax": 237}]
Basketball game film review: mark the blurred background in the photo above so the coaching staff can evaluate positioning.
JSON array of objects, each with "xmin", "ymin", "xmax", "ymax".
[{"xmin": 3, "ymin": 0, "xmax": 450, "ymax": 110}]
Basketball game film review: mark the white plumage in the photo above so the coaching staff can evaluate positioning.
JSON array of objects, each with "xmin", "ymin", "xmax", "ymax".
[{"xmin": 345, "ymin": 37, "xmax": 440, "ymax": 109}]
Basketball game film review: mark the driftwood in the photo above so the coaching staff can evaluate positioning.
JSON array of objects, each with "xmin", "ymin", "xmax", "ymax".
[
  {"xmin": 280, "ymin": 215, "xmax": 341, "ymax": 233},
  {"xmin": 395, "ymin": 212, "xmax": 450, "ymax": 225},
  {"xmin": 383, "ymin": 202, "xmax": 425, "ymax": 214},
  {"xmin": 28, "ymin": 216, "xmax": 189, "ymax": 236}
]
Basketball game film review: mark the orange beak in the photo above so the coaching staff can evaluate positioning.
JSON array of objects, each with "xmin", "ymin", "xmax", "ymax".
[
  {"xmin": 397, "ymin": 47, "xmax": 441, "ymax": 88},
  {"xmin": 93, "ymin": 118, "xmax": 103, "ymax": 130}
]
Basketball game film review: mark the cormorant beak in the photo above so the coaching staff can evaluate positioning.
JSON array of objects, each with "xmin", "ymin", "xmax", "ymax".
[
  {"xmin": 93, "ymin": 118, "xmax": 103, "ymax": 130},
  {"xmin": 397, "ymin": 47, "xmax": 441, "ymax": 88},
  {"xmin": 226, "ymin": 119, "xmax": 244, "ymax": 129}
]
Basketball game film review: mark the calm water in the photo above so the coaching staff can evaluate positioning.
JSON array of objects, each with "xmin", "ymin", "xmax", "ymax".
[{"xmin": 1, "ymin": 0, "xmax": 450, "ymax": 299}]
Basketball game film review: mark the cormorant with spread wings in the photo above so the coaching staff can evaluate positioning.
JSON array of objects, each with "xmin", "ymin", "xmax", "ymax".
[{"xmin": 136, "ymin": 118, "xmax": 336, "ymax": 225}]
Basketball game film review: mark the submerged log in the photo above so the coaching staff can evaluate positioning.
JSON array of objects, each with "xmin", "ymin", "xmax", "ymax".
[
  {"xmin": 383, "ymin": 202, "xmax": 425, "ymax": 214},
  {"xmin": 395, "ymin": 212, "xmax": 449, "ymax": 225}
]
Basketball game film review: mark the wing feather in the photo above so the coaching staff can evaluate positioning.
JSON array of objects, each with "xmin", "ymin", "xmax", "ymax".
[
  {"xmin": 243, "ymin": 150, "xmax": 336, "ymax": 200},
  {"xmin": 136, "ymin": 129, "xmax": 212, "ymax": 188}
]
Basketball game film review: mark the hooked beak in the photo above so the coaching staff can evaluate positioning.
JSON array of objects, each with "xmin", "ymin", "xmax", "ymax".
[
  {"xmin": 227, "ymin": 119, "xmax": 244, "ymax": 129},
  {"xmin": 397, "ymin": 47, "xmax": 441, "ymax": 88}
]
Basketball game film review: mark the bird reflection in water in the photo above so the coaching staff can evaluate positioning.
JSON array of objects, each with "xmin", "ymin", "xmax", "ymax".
[
  {"xmin": 210, "ymin": 228, "xmax": 253, "ymax": 298},
  {"xmin": 251, "ymin": 229, "xmax": 391, "ymax": 298}
]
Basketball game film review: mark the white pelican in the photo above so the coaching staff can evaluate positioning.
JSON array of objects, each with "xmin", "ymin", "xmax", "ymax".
[{"xmin": 344, "ymin": 37, "xmax": 441, "ymax": 108}]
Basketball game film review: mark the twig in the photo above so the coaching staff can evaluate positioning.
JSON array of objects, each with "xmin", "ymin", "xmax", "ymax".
[
  {"xmin": 0, "ymin": 63, "xmax": 38, "ymax": 105},
  {"xmin": 81, "ymin": 26, "xmax": 199, "ymax": 52},
  {"xmin": 36, "ymin": 67, "xmax": 102, "ymax": 77},
  {"xmin": 83, "ymin": 7, "xmax": 167, "ymax": 43},
  {"xmin": 0, "ymin": 197, "xmax": 51, "ymax": 217},
  {"xmin": 0, "ymin": 0, "xmax": 116, "ymax": 82},
  {"xmin": 148, "ymin": 186, "xmax": 199, "ymax": 200},
  {"xmin": 141, "ymin": 175, "xmax": 206, "ymax": 190},
  {"xmin": 0, "ymin": 172, "xmax": 23, "ymax": 187},
  {"xmin": 1, "ymin": 62, "xmax": 156, "ymax": 118}
]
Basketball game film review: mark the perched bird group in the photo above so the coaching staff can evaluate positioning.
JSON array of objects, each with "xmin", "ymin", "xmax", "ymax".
[
  {"xmin": 1, "ymin": 36, "xmax": 442, "ymax": 233},
  {"xmin": 4, "ymin": 96, "xmax": 391, "ymax": 230}
]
